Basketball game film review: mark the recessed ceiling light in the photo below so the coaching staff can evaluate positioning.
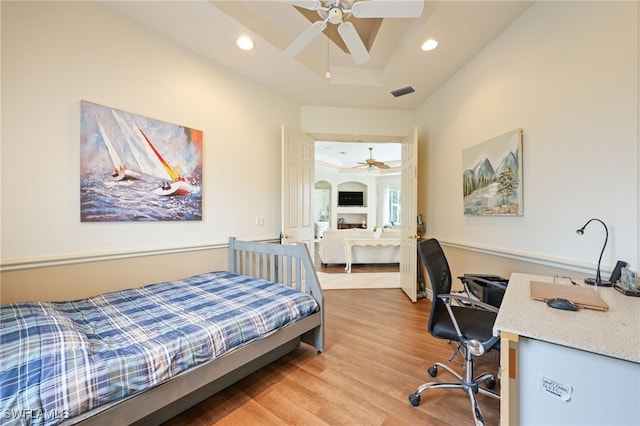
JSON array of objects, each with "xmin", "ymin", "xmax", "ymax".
[
  {"xmin": 236, "ymin": 36, "xmax": 254, "ymax": 51},
  {"xmin": 421, "ymin": 39, "xmax": 438, "ymax": 51}
]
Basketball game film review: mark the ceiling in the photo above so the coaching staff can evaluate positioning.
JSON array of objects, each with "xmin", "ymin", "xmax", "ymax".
[
  {"xmin": 98, "ymin": 0, "xmax": 532, "ymax": 111},
  {"xmin": 316, "ymin": 141, "xmax": 401, "ymax": 174},
  {"xmin": 96, "ymin": 0, "xmax": 532, "ymax": 168}
]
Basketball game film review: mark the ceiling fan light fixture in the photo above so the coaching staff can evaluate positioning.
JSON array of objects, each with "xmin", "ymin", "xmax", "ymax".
[
  {"xmin": 421, "ymin": 39, "xmax": 438, "ymax": 51},
  {"xmin": 286, "ymin": 0, "xmax": 422, "ymax": 64},
  {"xmin": 327, "ymin": 7, "xmax": 343, "ymax": 24}
]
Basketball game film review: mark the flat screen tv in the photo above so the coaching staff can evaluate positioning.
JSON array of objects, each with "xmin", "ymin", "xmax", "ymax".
[{"xmin": 338, "ymin": 191, "xmax": 364, "ymax": 207}]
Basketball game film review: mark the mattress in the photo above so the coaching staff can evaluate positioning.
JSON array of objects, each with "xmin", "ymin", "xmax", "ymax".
[{"xmin": 0, "ymin": 271, "xmax": 319, "ymax": 425}]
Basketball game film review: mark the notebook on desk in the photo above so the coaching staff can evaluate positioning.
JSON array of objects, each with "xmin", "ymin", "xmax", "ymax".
[{"xmin": 530, "ymin": 281, "xmax": 609, "ymax": 311}]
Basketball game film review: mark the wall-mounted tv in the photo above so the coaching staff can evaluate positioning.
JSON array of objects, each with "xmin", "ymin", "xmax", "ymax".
[{"xmin": 338, "ymin": 191, "xmax": 364, "ymax": 207}]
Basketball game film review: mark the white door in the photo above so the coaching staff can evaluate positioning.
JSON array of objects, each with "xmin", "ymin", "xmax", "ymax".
[
  {"xmin": 399, "ymin": 128, "xmax": 418, "ymax": 302},
  {"xmin": 281, "ymin": 125, "xmax": 315, "ymax": 252}
]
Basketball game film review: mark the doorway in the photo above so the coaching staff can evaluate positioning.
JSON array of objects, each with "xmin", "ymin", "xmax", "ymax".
[
  {"xmin": 282, "ymin": 126, "xmax": 418, "ymax": 300},
  {"xmin": 314, "ymin": 181, "xmax": 331, "ymax": 240},
  {"xmin": 312, "ymin": 139, "xmax": 406, "ymax": 293}
]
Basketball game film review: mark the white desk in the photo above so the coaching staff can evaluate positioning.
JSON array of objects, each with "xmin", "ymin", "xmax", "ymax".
[
  {"xmin": 342, "ymin": 237, "xmax": 400, "ymax": 273},
  {"xmin": 494, "ymin": 273, "xmax": 640, "ymax": 425}
]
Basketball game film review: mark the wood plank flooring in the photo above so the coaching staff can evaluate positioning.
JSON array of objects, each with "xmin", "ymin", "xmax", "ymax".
[
  {"xmin": 317, "ymin": 263, "xmax": 400, "ymax": 274},
  {"xmin": 162, "ymin": 289, "xmax": 500, "ymax": 425}
]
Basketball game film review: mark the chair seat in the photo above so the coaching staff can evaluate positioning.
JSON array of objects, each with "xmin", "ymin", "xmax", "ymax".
[{"xmin": 430, "ymin": 306, "xmax": 500, "ymax": 351}]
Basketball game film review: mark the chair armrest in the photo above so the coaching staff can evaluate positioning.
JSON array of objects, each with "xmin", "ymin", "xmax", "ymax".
[
  {"xmin": 438, "ymin": 293, "xmax": 501, "ymax": 351},
  {"xmin": 457, "ymin": 275, "xmax": 508, "ymax": 290},
  {"xmin": 438, "ymin": 293, "xmax": 499, "ymax": 314}
]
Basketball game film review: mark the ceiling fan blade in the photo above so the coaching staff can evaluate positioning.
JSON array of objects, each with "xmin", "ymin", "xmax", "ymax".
[
  {"xmin": 351, "ymin": 0, "xmax": 424, "ymax": 18},
  {"xmin": 282, "ymin": 0, "xmax": 321, "ymax": 11},
  {"xmin": 375, "ymin": 163, "xmax": 390, "ymax": 169},
  {"xmin": 337, "ymin": 22, "xmax": 370, "ymax": 65},
  {"xmin": 283, "ymin": 20, "xmax": 327, "ymax": 58}
]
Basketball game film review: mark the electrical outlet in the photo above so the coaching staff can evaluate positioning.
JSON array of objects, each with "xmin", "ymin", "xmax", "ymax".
[{"xmin": 255, "ymin": 216, "xmax": 264, "ymax": 226}]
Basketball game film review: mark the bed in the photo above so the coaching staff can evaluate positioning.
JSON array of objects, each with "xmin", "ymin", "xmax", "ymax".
[{"xmin": 0, "ymin": 237, "xmax": 324, "ymax": 426}]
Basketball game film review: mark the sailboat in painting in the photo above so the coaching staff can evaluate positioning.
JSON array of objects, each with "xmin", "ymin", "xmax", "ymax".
[
  {"xmin": 110, "ymin": 110, "xmax": 199, "ymax": 196},
  {"xmin": 98, "ymin": 121, "xmax": 142, "ymax": 182},
  {"xmin": 138, "ymin": 124, "xmax": 200, "ymax": 196}
]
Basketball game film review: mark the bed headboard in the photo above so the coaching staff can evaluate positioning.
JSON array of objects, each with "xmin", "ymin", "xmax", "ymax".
[
  {"xmin": 227, "ymin": 237, "xmax": 324, "ymax": 352},
  {"xmin": 228, "ymin": 237, "xmax": 317, "ymax": 291}
]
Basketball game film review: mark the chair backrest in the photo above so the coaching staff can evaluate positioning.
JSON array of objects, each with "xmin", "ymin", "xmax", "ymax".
[{"xmin": 417, "ymin": 238, "xmax": 453, "ymax": 333}]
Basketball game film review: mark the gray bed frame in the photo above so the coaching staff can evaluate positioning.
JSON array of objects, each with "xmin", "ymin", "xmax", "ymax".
[{"xmin": 67, "ymin": 237, "xmax": 324, "ymax": 425}]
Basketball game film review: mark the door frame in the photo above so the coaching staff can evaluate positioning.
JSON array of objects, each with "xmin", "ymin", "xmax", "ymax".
[{"xmin": 281, "ymin": 125, "xmax": 418, "ymax": 302}]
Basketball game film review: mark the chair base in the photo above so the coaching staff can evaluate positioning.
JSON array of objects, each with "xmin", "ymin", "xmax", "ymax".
[{"xmin": 408, "ymin": 361, "xmax": 500, "ymax": 426}]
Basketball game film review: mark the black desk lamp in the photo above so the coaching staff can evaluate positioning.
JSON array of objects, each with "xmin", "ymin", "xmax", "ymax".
[{"xmin": 576, "ymin": 218, "xmax": 611, "ymax": 287}]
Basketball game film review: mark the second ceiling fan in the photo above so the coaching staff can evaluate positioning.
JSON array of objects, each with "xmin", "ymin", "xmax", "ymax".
[
  {"xmin": 283, "ymin": 0, "xmax": 424, "ymax": 65},
  {"xmin": 355, "ymin": 147, "xmax": 390, "ymax": 170}
]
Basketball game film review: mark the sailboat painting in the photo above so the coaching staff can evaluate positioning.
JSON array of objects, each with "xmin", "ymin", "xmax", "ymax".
[
  {"xmin": 80, "ymin": 100, "xmax": 203, "ymax": 221},
  {"xmin": 462, "ymin": 129, "xmax": 523, "ymax": 216}
]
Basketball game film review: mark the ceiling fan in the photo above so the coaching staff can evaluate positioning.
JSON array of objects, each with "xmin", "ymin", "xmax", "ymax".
[
  {"xmin": 283, "ymin": 0, "xmax": 424, "ymax": 65},
  {"xmin": 355, "ymin": 147, "xmax": 390, "ymax": 170}
]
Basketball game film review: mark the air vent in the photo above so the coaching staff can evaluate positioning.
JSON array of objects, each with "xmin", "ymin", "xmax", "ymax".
[{"xmin": 390, "ymin": 86, "xmax": 415, "ymax": 97}]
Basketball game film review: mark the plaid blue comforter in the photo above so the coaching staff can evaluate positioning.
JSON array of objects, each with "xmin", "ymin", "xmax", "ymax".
[{"xmin": 0, "ymin": 272, "xmax": 318, "ymax": 425}]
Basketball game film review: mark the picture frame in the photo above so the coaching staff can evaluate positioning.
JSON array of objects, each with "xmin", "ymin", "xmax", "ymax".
[
  {"xmin": 80, "ymin": 101, "xmax": 203, "ymax": 222},
  {"xmin": 462, "ymin": 129, "xmax": 523, "ymax": 216}
]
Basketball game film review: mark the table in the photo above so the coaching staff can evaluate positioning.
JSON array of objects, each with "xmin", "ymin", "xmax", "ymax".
[
  {"xmin": 494, "ymin": 273, "xmax": 640, "ymax": 425},
  {"xmin": 342, "ymin": 237, "xmax": 400, "ymax": 273}
]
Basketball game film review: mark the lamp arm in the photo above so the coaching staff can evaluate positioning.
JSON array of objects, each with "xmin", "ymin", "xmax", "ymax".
[
  {"xmin": 578, "ymin": 218, "xmax": 608, "ymax": 285},
  {"xmin": 594, "ymin": 219, "xmax": 608, "ymax": 284}
]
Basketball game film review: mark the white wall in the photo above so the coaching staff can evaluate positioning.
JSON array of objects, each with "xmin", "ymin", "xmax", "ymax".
[
  {"xmin": 417, "ymin": 1, "xmax": 639, "ymax": 274},
  {"xmin": 301, "ymin": 106, "xmax": 415, "ymax": 140},
  {"xmin": 1, "ymin": 2, "xmax": 299, "ymax": 264}
]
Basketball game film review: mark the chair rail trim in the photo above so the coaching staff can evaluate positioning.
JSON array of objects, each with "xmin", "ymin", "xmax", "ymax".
[
  {"xmin": 438, "ymin": 238, "xmax": 608, "ymax": 276},
  {"xmin": 0, "ymin": 239, "xmax": 279, "ymax": 272}
]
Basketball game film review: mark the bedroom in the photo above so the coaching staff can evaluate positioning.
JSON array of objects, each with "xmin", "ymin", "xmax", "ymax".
[{"xmin": 1, "ymin": 0, "xmax": 638, "ymax": 424}]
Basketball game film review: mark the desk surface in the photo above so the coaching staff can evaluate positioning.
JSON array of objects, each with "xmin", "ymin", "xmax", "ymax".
[{"xmin": 494, "ymin": 273, "xmax": 640, "ymax": 363}]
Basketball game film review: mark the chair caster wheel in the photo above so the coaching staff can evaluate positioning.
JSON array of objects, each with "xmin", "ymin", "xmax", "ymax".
[
  {"xmin": 428, "ymin": 365, "xmax": 438, "ymax": 377},
  {"xmin": 409, "ymin": 393, "xmax": 421, "ymax": 406},
  {"xmin": 485, "ymin": 377, "xmax": 496, "ymax": 389}
]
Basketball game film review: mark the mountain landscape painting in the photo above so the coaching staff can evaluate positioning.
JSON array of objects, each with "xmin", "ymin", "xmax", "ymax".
[{"xmin": 462, "ymin": 129, "xmax": 523, "ymax": 216}]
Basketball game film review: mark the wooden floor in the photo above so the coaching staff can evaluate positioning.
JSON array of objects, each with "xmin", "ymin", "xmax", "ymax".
[
  {"xmin": 162, "ymin": 289, "xmax": 501, "ymax": 426},
  {"xmin": 317, "ymin": 262, "xmax": 400, "ymax": 274}
]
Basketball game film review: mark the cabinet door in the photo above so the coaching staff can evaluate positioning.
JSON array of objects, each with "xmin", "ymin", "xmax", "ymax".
[{"xmin": 519, "ymin": 337, "xmax": 640, "ymax": 425}]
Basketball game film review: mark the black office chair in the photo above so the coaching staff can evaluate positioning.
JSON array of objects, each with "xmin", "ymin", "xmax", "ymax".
[{"xmin": 409, "ymin": 238, "xmax": 503, "ymax": 426}]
